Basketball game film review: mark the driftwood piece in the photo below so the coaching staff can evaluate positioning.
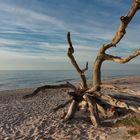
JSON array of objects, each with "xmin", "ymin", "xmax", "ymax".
[
  {"xmin": 63, "ymin": 100, "xmax": 79, "ymax": 122},
  {"xmin": 84, "ymin": 94, "xmax": 100, "ymax": 127},
  {"xmin": 94, "ymin": 92, "xmax": 140, "ymax": 113},
  {"xmin": 23, "ymin": 82, "xmax": 76, "ymax": 99},
  {"xmin": 97, "ymin": 103, "xmax": 107, "ymax": 117},
  {"xmin": 110, "ymin": 94, "xmax": 140, "ymax": 104}
]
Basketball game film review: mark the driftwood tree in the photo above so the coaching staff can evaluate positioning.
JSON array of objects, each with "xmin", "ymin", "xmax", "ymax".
[{"xmin": 23, "ymin": 0, "xmax": 140, "ymax": 127}]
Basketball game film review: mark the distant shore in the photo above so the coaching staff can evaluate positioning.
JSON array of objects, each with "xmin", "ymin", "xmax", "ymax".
[
  {"xmin": 1, "ymin": 69, "xmax": 140, "ymax": 91},
  {"xmin": 0, "ymin": 76, "xmax": 140, "ymax": 139},
  {"xmin": 1, "ymin": 75, "xmax": 140, "ymax": 92}
]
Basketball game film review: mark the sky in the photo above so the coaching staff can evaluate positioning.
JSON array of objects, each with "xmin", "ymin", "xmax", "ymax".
[{"xmin": 0, "ymin": 0, "xmax": 140, "ymax": 70}]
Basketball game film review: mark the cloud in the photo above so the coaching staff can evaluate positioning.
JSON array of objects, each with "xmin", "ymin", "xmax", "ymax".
[
  {"xmin": 0, "ymin": 2, "xmax": 67, "ymax": 30},
  {"xmin": 0, "ymin": 38, "xmax": 17, "ymax": 46},
  {"xmin": 0, "ymin": 0, "xmax": 140, "ymax": 70}
]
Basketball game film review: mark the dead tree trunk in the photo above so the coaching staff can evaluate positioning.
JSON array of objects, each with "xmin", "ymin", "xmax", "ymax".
[
  {"xmin": 23, "ymin": 0, "xmax": 140, "ymax": 127},
  {"xmin": 92, "ymin": 0, "xmax": 140, "ymax": 91}
]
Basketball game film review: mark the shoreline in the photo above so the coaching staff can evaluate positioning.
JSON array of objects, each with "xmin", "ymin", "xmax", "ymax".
[
  {"xmin": 0, "ymin": 75, "xmax": 140, "ymax": 92},
  {"xmin": 0, "ymin": 75, "xmax": 140, "ymax": 139}
]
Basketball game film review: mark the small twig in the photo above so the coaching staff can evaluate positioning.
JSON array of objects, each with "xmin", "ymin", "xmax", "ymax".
[{"xmin": 82, "ymin": 62, "xmax": 88, "ymax": 72}]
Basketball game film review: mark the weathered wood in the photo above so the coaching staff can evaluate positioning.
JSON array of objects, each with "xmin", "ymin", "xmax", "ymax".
[
  {"xmin": 67, "ymin": 32, "xmax": 88, "ymax": 89},
  {"xmin": 104, "ymin": 49, "xmax": 140, "ymax": 64},
  {"xmin": 94, "ymin": 92, "xmax": 140, "ymax": 113},
  {"xmin": 23, "ymin": 82, "xmax": 76, "ymax": 99},
  {"xmin": 24, "ymin": 0, "xmax": 140, "ymax": 127},
  {"xmin": 84, "ymin": 94, "xmax": 100, "ymax": 127},
  {"xmin": 110, "ymin": 95, "xmax": 140, "ymax": 104},
  {"xmin": 111, "ymin": 0, "xmax": 140, "ymax": 45},
  {"xmin": 63, "ymin": 100, "xmax": 79, "ymax": 122},
  {"xmin": 97, "ymin": 103, "xmax": 107, "ymax": 117}
]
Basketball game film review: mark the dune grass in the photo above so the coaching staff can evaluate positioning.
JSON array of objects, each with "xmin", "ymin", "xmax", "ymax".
[{"xmin": 115, "ymin": 114, "xmax": 140, "ymax": 137}]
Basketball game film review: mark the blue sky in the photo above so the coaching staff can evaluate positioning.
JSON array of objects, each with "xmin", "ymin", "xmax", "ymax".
[{"xmin": 0, "ymin": 0, "xmax": 140, "ymax": 70}]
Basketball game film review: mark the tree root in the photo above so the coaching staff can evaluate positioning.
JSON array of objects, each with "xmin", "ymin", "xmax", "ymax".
[
  {"xmin": 23, "ymin": 82, "xmax": 76, "ymax": 99},
  {"xmin": 83, "ymin": 94, "xmax": 100, "ymax": 127},
  {"xmin": 63, "ymin": 100, "xmax": 79, "ymax": 122}
]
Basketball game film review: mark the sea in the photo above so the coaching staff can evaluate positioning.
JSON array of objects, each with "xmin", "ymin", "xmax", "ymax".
[{"xmin": 0, "ymin": 69, "xmax": 140, "ymax": 91}]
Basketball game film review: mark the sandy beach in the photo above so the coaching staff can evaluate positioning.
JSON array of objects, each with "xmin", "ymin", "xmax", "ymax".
[{"xmin": 0, "ymin": 76, "xmax": 140, "ymax": 140}]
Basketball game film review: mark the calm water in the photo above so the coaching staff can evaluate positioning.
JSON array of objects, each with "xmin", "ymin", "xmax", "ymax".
[{"xmin": 0, "ymin": 69, "xmax": 140, "ymax": 91}]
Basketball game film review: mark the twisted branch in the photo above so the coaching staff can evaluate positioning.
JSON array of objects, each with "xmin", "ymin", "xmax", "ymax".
[
  {"xmin": 67, "ymin": 32, "xmax": 88, "ymax": 89},
  {"xmin": 112, "ymin": 0, "xmax": 140, "ymax": 45},
  {"xmin": 104, "ymin": 48, "xmax": 140, "ymax": 63},
  {"xmin": 23, "ymin": 82, "xmax": 76, "ymax": 99}
]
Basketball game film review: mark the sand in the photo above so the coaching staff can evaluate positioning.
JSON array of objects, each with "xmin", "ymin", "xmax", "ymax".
[{"xmin": 0, "ymin": 76, "xmax": 140, "ymax": 140}]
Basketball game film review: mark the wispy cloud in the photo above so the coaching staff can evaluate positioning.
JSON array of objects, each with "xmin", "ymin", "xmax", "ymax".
[
  {"xmin": 0, "ymin": 2, "xmax": 67, "ymax": 31},
  {"xmin": 0, "ymin": 0, "xmax": 140, "ymax": 70}
]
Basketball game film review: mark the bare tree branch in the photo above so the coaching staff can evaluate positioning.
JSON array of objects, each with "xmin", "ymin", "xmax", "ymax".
[
  {"xmin": 82, "ymin": 62, "xmax": 88, "ymax": 72},
  {"xmin": 67, "ymin": 32, "xmax": 88, "ymax": 89},
  {"xmin": 111, "ymin": 0, "xmax": 140, "ymax": 45},
  {"xmin": 63, "ymin": 100, "xmax": 79, "ymax": 122},
  {"xmin": 97, "ymin": 103, "xmax": 107, "ymax": 117}
]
